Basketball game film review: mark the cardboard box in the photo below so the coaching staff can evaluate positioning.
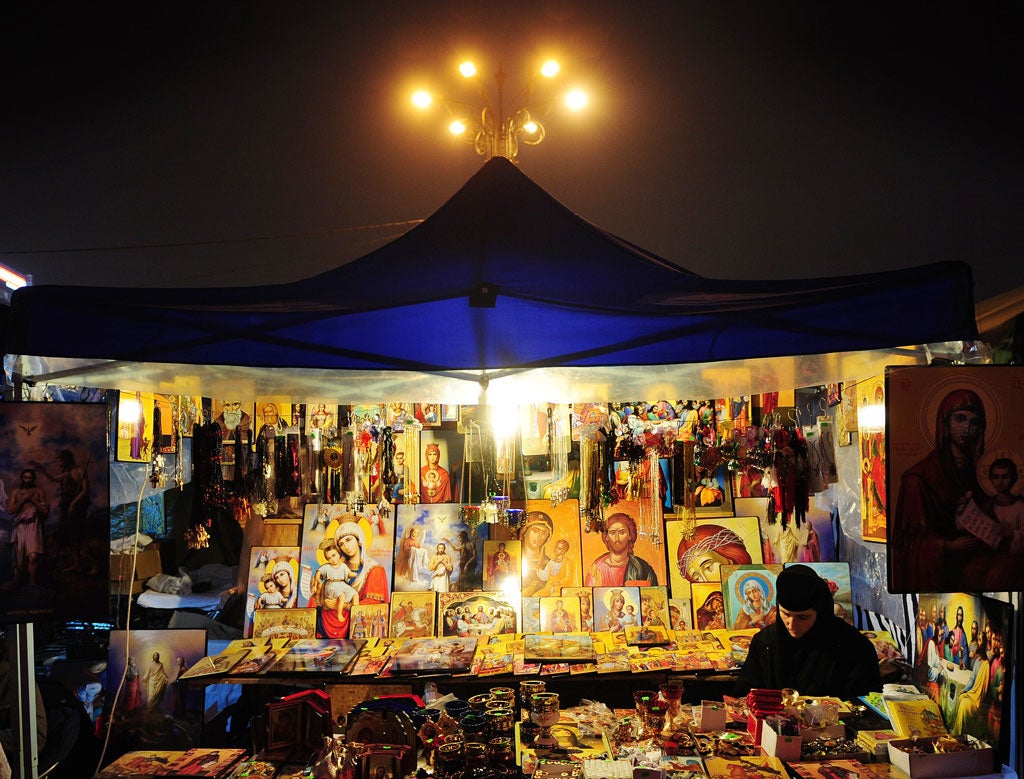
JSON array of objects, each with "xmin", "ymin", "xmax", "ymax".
[
  {"xmin": 692, "ymin": 702, "xmax": 727, "ymax": 732},
  {"xmin": 110, "ymin": 544, "xmax": 162, "ymax": 595},
  {"xmin": 760, "ymin": 720, "xmax": 801, "ymax": 762},
  {"xmin": 887, "ymin": 737, "xmax": 995, "ymax": 778},
  {"xmin": 747, "ymin": 714, "xmax": 763, "ymax": 744}
]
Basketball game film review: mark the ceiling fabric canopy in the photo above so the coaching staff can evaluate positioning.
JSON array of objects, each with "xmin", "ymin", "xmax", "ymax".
[{"xmin": 5, "ymin": 158, "xmax": 976, "ymax": 401}]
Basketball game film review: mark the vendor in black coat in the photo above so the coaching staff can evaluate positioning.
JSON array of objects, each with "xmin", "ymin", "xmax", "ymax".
[{"xmin": 734, "ymin": 564, "xmax": 881, "ymax": 699}]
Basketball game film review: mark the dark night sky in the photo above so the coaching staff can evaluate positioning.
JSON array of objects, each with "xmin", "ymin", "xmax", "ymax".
[{"xmin": 1, "ymin": 2, "xmax": 1020, "ymax": 302}]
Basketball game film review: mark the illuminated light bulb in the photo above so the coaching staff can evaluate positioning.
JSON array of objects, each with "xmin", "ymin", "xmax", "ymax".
[
  {"xmin": 120, "ymin": 399, "xmax": 142, "ymax": 421},
  {"xmin": 857, "ymin": 404, "xmax": 886, "ymax": 430},
  {"xmin": 565, "ymin": 88, "xmax": 587, "ymax": 111},
  {"xmin": 523, "ymin": 120, "xmax": 539, "ymax": 134},
  {"xmin": 449, "ymin": 120, "xmax": 467, "ymax": 136},
  {"xmin": 459, "ymin": 61, "xmax": 477, "ymax": 78},
  {"xmin": 540, "ymin": 60, "xmax": 560, "ymax": 78},
  {"xmin": 490, "ymin": 405, "xmax": 519, "ymax": 438},
  {"xmin": 412, "ymin": 90, "xmax": 432, "ymax": 109}
]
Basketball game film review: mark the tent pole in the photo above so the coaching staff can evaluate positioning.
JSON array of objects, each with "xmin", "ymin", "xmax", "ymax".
[{"xmin": 12, "ymin": 622, "xmax": 39, "ymax": 779}]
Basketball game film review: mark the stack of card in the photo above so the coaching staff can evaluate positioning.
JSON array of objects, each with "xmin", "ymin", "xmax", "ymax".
[{"xmin": 745, "ymin": 688, "xmax": 784, "ymax": 719}]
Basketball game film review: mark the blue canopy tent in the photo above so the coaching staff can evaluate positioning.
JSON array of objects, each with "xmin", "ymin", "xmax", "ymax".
[{"xmin": 5, "ymin": 157, "xmax": 976, "ymax": 402}]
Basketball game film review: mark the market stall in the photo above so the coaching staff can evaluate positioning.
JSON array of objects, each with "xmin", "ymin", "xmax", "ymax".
[{"xmin": 6, "ymin": 159, "xmax": 1007, "ymax": 779}]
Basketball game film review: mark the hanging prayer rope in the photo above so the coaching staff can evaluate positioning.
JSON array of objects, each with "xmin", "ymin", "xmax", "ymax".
[
  {"xmin": 548, "ymin": 404, "xmax": 571, "ymax": 507},
  {"xmin": 640, "ymin": 449, "xmax": 662, "ymax": 547},
  {"xmin": 186, "ymin": 421, "xmax": 228, "ymax": 550},
  {"xmin": 579, "ymin": 427, "xmax": 610, "ymax": 533},
  {"xmin": 253, "ymin": 424, "xmax": 278, "ymax": 517}
]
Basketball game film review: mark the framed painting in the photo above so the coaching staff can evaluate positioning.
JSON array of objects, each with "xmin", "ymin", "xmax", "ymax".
[
  {"xmin": 483, "ymin": 539, "xmax": 521, "ymax": 591},
  {"xmin": 414, "ymin": 403, "xmax": 441, "ymax": 427},
  {"xmin": 665, "ymin": 516, "xmax": 763, "ymax": 601},
  {"xmin": 229, "ymin": 647, "xmax": 285, "ymax": 676},
  {"xmin": 580, "ymin": 500, "xmax": 667, "ymax": 588},
  {"xmin": 539, "ymin": 595, "xmax": 581, "ymax": 633},
  {"xmin": 298, "ymin": 507, "xmax": 393, "ymax": 638},
  {"xmin": 267, "ymin": 698, "xmax": 304, "ymax": 751},
  {"xmin": 389, "ymin": 592, "xmax": 436, "ymax": 638},
  {"xmin": 0, "ymin": 402, "xmax": 110, "ymax": 623},
  {"xmin": 691, "ymin": 583, "xmax": 726, "ymax": 630},
  {"xmin": 388, "ymin": 637, "xmax": 476, "ymax": 673},
  {"xmin": 519, "ymin": 403, "xmax": 553, "ymax": 456},
  {"xmin": 625, "ymin": 623, "xmax": 671, "ymax": 647},
  {"xmin": 349, "ymin": 604, "xmax": 389, "ymax": 640},
  {"xmin": 912, "ymin": 592, "xmax": 1014, "ymax": 763},
  {"xmin": 437, "ymin": 591, "xmax": 519, "ymax": 637},
  {"xmin": 305, "ymin": 402, "xmax": 338, "ymax": 435},
  {"xmin": 521, "ymin": 597, "xmax": 541, "ymax": 633},
  {"xmin": 173, "ymin": 394, "xmax": 203, "ymax": 437},
  {"xmin": 394, "ymin": 503, "xmax": 487, "ymax": 592},
  {"xmin": 254, "ymin": 396, "xmax": 291, "ymax": 433},
  {"xmin": 561, "ymin": 586, "xmax": 594, "ymax": 632},
  {"xmin": 639, "ymin": 585, "xmax": 671, "ymax": 628},
  {"xmin": 350, "ymin": 404, "xmax": 383, "ymax": 428},
  {"xmin": 789, "ymin": 561, "xmax": 853, "ymax": 624},
  {"xmin": 441, "ymin": 405, "xmax": 459, "ymax": 423},
  {"xmin": 857, "ymin": 374, "xmax": 888, "ymax": 542},
  {"xmin": 523, "ymin": 632, "xmax": 595, "ymax": 663},
  {"xmin": 757, "ymin": 502, "xmax": 838, "ymax": 564},
  {"xmin": 252, "ymin": 607, "xmax": 317, "ymax": 640},
  {"xmin": 571, "ymin": 403, "xmax": 609, "ymax": 441},
  {"xmin": 668, "ymin": 598, "xmax": 693, "ymax": 631},
  {"xmin": 380, "ymin": 401, "xmax": 408, "ymax": 427},
  {"xmin": 210, "ymin": 397, "xmax": 254, "ymax": 445},
  {"xmin": 724, "ymin": 629, "xmax": 757, "ymax": 666},
  {"xmin": 153, "ymin": 393, "xmax": 177, "ymax": 454},
  {"xmin": 691, "ymin": 463, "xmax": 734, "ymax": 516},
  {"xmin": 270, "ymin": 638, "xmax": 364, "ymax": 674},
  {"xmin": 720, "ymin": 564, "xmax": 783, "ymax": 631},
  {"xmin": 116, "ymin": 390, "xmax": 154, "ymax": 462},
  {"xmin": 106, "ymin": 628, "xmax": 206, "ymax": 745},
  {"xmin": 728, "ymin": 396, "xmax": 752, "ymax": 429},
  {"xmin": 592, "ymin": 585, "xmax": 640, "ymax": 633},
  {"xmin": 419, "ymin": 431, "xmax": 456, "ymax": 504},
  {"xmin": 244, "ymin": 546, "xmax": 301, "ymax": 637},
  {"xmin": 520, "ymin": 498, "xmax": 582, "ymax": 596},
  {"xmin": 887, "ymin": 365, "xmax": 1024, "ymax": 592}
]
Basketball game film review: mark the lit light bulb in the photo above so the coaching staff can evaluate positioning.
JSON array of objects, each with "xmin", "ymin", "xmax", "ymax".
[
  {"xmin": 565, "ymin": 88, "xmax": 587, "ymax": 111},
  {"xmin": 120, "ymin": 398, "xmax": 142, "ymax": 421},
  {"xmin": 449, "ymin": 120, "xmax": 467, "ymax": 136},
  {"xmin": 459, "ymin": 61, "xmax": 477, "ymax": 78},
  {"xmin": 540, "ymin": 60, "xmax": 560, "ymax": 78},
  {"xmin": 523, "ymin": 120, "xmax": 539, "ymax": 134},
  {"xmin": 857, "ymin": 404, "xmax": 886, "ymax": 430},
  {"xmin": 412, "ymin": 90, "xmax": 432, "ymax": 109}
]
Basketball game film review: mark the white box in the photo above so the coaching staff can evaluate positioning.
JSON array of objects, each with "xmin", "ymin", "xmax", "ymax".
[
  {"xmin": 760, "ymin": 721, "xmax": 801, "ymax": 762},
  {"xmin": 887, "ymin": 737, "xmax": 995, "ymax": 778},
  {"xmin": 692, "ymin": 702, "xmax": 727, "ymax": 732}
]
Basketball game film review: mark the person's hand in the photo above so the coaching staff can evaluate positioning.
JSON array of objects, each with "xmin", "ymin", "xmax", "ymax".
[
  {"xmin": 955, "ymin": 491, "xmax": 973, "ymax": 516},
  {"xmin": 948, "ymin": 535, "xmax": 985, "ymax": 553}
]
